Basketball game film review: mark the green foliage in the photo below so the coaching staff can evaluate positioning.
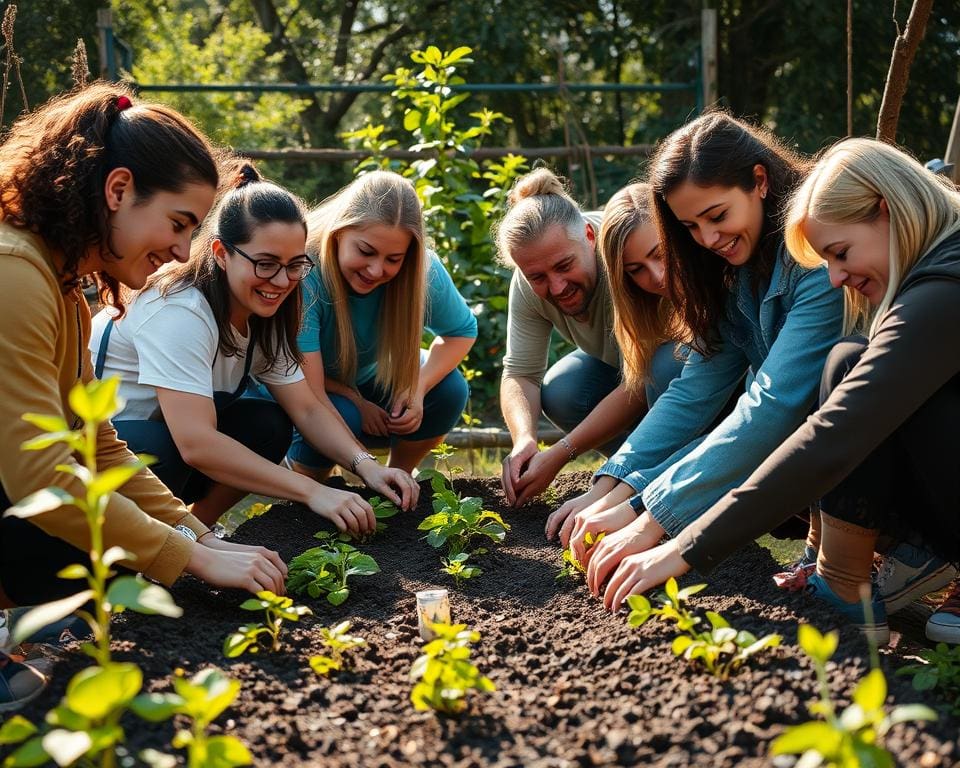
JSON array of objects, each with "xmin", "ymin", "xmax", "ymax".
[
  {"xmin": 626, "ymin": 578, "xmax": 780, "ymax": 680},
  {"xmin": 344, "ymin": 44, "xmax": 528, "ymax": 415},
  {"xmin": 133, "ymin": 667, "xmax": 252, "ymax": 768},
  {"xmin": 409, "ymin": 621, "xmax": 495, "ymax": 716},
  {"xmin": 286, "ymin": 532, "xmax": 381, "ymax": 606},
  {"xmin": 441, "ymin": 551, "xmax": 482, "ymax": 588},
  {"xmin": 309, "ymin": 620, "xmax": 367, "ymax": 677},
  {"xmin": 223, "ymin": 591, "xmax": 311, "ymax": 657},
  {"xmin": 557, "ymin": 531, "xmax": 604, "ymax": 581},
  {"xmin": 897, "ymin": 642, "xmax": 960, "ymax": 716},
  {"xmin": 771, "ymin": 624, "xmax": 937, "ymax": 768}
]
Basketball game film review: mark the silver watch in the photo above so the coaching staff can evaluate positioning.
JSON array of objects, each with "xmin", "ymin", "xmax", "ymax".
[
  {"xmin": 350, "ymin": 451, "xmax": 376, "ymax": 473},
  {"xmin": 174, "ymin": 524, "xmax": 198, "ymax": 542}
]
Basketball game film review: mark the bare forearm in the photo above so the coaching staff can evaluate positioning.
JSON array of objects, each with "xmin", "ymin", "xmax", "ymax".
[
  {"xmin": 417, "ymin": 336, "xmax": 475, "ymax": 397},
  {"xmin": 500, "ymin": 375, "xmax": 541, "ymax": 445},
  {"xmin": 564, "ymin": 384, "xmax": 646, "ymax": 454}
]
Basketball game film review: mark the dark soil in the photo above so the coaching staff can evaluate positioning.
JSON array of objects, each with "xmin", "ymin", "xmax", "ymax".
[{"xmin": 11, "ymin": 473, "xmax": 960, "ymax": 767}]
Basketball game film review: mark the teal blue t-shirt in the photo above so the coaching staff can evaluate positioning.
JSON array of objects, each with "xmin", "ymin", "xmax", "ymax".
[{"xmin": 298, "ymin": 251, "xmax": 478, "ymax": 386}]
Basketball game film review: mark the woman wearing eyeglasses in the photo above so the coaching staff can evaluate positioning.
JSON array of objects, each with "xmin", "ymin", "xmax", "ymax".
[
  {"xmin": 285, "ymin": 170, "xmax": 477, "ymax": 477},
  {"xmin": 91, "ymin": 161, "xmax": 419, "ymax": 530}
]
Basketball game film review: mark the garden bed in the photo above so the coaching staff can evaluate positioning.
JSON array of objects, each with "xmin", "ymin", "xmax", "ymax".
[{"xmin": 14, "ymin": 473, "xmax": 960, "ymax": 767}]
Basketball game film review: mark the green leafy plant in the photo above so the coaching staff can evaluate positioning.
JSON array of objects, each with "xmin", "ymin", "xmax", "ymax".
[
  {"xmin": 309, "ymin": 620, "xmax": 367, "ymax": 677},
  {"xmin": 441, "ymin": 551, "xmax": 482, "ymax": 588},
  {"xmin": 557, "ymin": 531, "xmax": 605, "ymax": 581},
  {"xmin": 410, "ymin": 621, "xmax": 495, "ymax": 716},
  {"xmin": 286, "ymin": 531, "xmax": 381, "ymax": 606},
  {"xmin": 627, "ymin": 578, "xmax": 781, "ymax": 680},
  {"xmin": 897, "ymin": 642, "xmax": 960, "ymax": 715},
  {"xmin": 0, "ymin": 378, "xmax": 185, "ymax": 768},
  {"xmin": 133, "ymin": 667, "xmax": 252, "ymax": 768},
  {"xmin": 223, "ymin": 591, "xmax": 312, "ymax": 657},
  {"xmin": 771, "ymin": 624, "xmax": 937, "ymax": 767}
]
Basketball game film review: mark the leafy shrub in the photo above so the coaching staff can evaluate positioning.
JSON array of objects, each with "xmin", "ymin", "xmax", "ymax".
[
  {"xmin": 897, "ymin": 642, "xmax": 960, "ymax": 716},
  {"xmin": 286, "ymin": 532, "xmax": 381, "ymax": 605},
  {"xmin": 410, "ymin": 621, "xmax": 495, "ymax": 715}
]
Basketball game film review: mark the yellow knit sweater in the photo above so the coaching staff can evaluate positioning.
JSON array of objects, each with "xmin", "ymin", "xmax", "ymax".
[{"xmin": 0, "ymin": 223, "xmax": 207, "ymax": 587}]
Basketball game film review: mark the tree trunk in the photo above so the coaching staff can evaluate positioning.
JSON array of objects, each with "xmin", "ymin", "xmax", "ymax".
[{"xmin": 876, "ymin": 0, "xmax": 933, "ymax": 144}]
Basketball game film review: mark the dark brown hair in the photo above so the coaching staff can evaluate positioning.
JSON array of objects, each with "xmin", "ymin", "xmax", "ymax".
[
  {"xmin": 649, "ymin": 111, "xmax": 810, "ymax": 355},
  {"xmin": 0, "ymin": 81, "xmax": 218, "ymax": 314},
  {"xmin": 149, "ymin": 158, "xmax": 307, "ymax": 372}
]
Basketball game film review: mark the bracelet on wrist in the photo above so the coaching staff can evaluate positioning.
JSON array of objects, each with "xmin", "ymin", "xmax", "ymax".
[
  {"xmin": 350, "ymin": 450, "xmax": 377, "ymax": 474},
  {"xmin": 559, "ymin": 436, "xmax": 578, "ymax": 461}
]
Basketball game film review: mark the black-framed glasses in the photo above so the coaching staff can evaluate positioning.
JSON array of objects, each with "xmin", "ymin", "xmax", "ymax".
[{"xmin": 222, "ymin": 241, "xmax": 313, "ymax": 281}]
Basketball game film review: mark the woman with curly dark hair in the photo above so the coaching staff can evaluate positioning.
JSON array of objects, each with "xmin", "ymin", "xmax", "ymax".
[{"xmin": 0, "ymin": 84, "xmax": 288, "ymax": 643}]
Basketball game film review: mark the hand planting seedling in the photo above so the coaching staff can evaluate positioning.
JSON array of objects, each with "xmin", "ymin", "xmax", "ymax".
[
  {"xmin": 410, "ymin": 621, "xmax": 495, "ymax": 715},
  {"xmin": 336, "ymin": 495, "xmax": 400, "ymax": 543},
  {"xmin": 441, "ymin": 551, "xmax": 482, "ymax": 588},
  {"xmin": 557, "ymin": 531, "xmax": 605, "ymax": 581},
  {"xmin": 771, "ymin": 623, "xmax": 937, "ymax": 766},
  {"xmin": 627, "ymin": 578, "xmax": 781, "ymax": 680},
  {"xmin": 223, "ymin": 590, "xmax": 312, "ymax": 657},
  {"xmin": 897, "ymin": 641, "xmax": 960, "ymax": 716},
  {"xmin": 286, "ymin": 531, "xmax": 381, "ymax": 606},
  {"xmin": 309, "ymin": 620, "xmax": 367, "ymax": 677}
]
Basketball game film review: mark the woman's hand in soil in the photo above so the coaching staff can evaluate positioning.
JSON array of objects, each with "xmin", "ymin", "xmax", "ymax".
[
  {"xmin": 511, "ymin": 446, "xmax": 566, "ymax": 508},
  {"xmin": 307, "ymin": 487, "xmax": 376, "ymax": 536},
  {"xmin": 200, "ymin": 536, "xmax": 289, "ymax": 582},
  {"xmin": 356, "ymin": 460, "xmax": 420, "ymax": 510},
  {"xmin": 553, "ymin": 480, "xmax": 634, "ymax": 547},
  {"xmin": 387, "ymin": 390, "xmax": 425, "ymax": 435},
  {"xmin": 545, "ymin": 476, "xmax": 615, "ymax": 540},
  {"xmin": 569, "ymin": 500, "xmax": 639, "ymax": 562},
  {"xmin": 186, "ymin": 541, "xmax": 287, "ymax": 595},
  {"xmin": 358, "ymin": 398, "xmax": 391, "ymax": 437},
  {"xmin": 585, "ymin": 511, "xmax": 665, "ymax": 595},
  {"xmin": 502, "ymin": 438, "xmax": 538, "ymax": 507},
  {"xmin": 602, "ymin": 540, "xmax": 691, "ymax": 612}
]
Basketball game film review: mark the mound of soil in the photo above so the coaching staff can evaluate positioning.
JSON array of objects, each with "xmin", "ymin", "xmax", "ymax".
[{"xmin": 11, "ymin": 473, "xmax": 960, "ymax": 767}]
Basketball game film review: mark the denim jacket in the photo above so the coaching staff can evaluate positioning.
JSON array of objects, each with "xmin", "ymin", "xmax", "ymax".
[{"xmin": 596, "ymin": 242, "xmax": 844, "ymax": 537}]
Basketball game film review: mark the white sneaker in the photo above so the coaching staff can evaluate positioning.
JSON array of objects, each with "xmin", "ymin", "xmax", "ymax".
[
  {"xmin": 874, "ymin": 542, "xmax": 958, "ymax": 614},
  {"xmin": 926, "ymin": 582, "xmax": 960, "ymax": 644}
]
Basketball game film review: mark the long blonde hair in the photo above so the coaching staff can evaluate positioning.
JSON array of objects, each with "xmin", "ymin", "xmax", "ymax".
[
  {"xmin": 785, "ymin": 137, "xmax": 960, "ymax": 335},
  {"xmin": 601, "ymin": 182, "xmax": 684, "ymax": 395},
  {"xmin": 494, "ymin": 167, "xmax": 586, "ymax": 266},
  {"xmin": 307, "ymin": 171, "xmax": 427, "ymax": 397}
]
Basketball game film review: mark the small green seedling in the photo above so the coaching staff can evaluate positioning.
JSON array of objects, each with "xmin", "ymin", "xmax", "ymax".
[
  {"xmin": 557, "ymin": 531, "xmax": 605, "ymax": 581},
  {"xmin": 286, "ymin": 531, "xmax": 381, "ymax": 606},
  {"xmin": 538, "ymin": 484, "xmax": 560, "ymax": 507},
  {"xmin": 897, "ymin": 642, "xmax": 960, "ymax": 716},
  {"xmin": 223, "ymin": 591, "xmax": 312, "ymax": 657},
  {"xmin": 416, "ymin": 474, "xmax": 509, "ymax": 556},
  {"xmin": 441, "ymin": 551, "xmax": 482, "ymax": 588},
  {"xmin": 133, "ymin": 668, "xmax": 252, "ymax": 768},
  {"xmin": 410, "ymin": 621, "xmax": 495, "ymax": 716},
  {"xmin": 309, "ymin": 620, "xmax": 367, "ymax": 677},
  {"xmin": 627, "ymin": 578, "xmax": 781, "ymax": 680},
  {"xmin": 337, "ymin": 495, "xmax": 400, "ymax": 543},
  {"xmin": 771, "ymin": 624, "xmax": 937, "ymax": 767}
]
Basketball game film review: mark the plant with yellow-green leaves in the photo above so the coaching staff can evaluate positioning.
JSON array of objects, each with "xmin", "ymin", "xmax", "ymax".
[
  {"xmin": 309, "ymin": 621, "xmax": 366, "ymax": 677},
  {"xmin": 410, "ymin": 621, "xmax": 494, "ymax": 715}
]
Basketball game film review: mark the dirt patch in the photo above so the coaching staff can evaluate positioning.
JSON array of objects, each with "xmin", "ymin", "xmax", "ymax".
[{"xmin": 11, "ymin": 473, "xmax": 960, "ymax": 767}]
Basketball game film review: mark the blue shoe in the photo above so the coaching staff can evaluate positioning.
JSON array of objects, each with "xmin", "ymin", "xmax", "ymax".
[
  {"xmin": 806, "ymin": 572, "xmax": 890, "ymax": 645},
  {"xmin": 926, "ymin": 582, "xmax": 960, "ymax": 644},
  {"xmin": 4, "ymin": 607, "xmax": 90, "ymax": 647},
  {"xmin": 874, "ymin": 541, "xmax": 958, "ymax": 614},
  {"xmin": 0, "ymin": 651, "xmax": 47, "ymax": 712}
]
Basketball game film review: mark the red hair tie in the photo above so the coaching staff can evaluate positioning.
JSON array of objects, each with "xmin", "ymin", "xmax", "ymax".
[{"xmin": 116, "ymin": 95, "xmax": 132, "ymax": 111}]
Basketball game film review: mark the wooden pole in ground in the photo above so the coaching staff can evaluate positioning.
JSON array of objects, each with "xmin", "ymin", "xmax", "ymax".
[
  {"xmin": 876, "ymin": 0, "xmax": 933, "ymax": 144},
  {"xmin": 944, "ymin": 98, "xmax": 960, "ymax": 183},
  {"xmin": 701, "ymin": 8, "xmax": 718, "ymax": 110}
]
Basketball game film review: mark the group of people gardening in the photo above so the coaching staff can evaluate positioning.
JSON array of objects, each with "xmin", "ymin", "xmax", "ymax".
[{"xmin": 0, "ymin": 82, "xmax": 957, "ymax": 710}]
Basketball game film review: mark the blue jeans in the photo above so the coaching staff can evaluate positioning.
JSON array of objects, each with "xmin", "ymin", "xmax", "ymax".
[
  {"xmin": 287, "ymin": 367, "xmax": 469, "ymax": 470},
  {"xmin": 541, "ymin": 344, "xmax": 685, "ymax": 457}
]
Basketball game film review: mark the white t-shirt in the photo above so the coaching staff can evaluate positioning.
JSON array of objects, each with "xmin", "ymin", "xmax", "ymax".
[{"xmin": 90, "ymin": 286, "xmax": 304, "ymax": 421}]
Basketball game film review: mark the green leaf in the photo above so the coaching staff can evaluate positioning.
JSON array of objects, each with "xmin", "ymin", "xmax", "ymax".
[
  {"xmin": 20, "ymin": 432, "xmax": 81, "ymax": 452},
  {"xmin": 21, "ymin": 414, "xmax": 70, "ymax": 433},
  {"xmin": 139, "ymin": 749, "xmax": 178, "ymax": 768},
  {"xmin": 853, "ymin": 668, "xmax": 887, "ymax": 712},
  {"xmin": 672, "ymin": 635, "xmax": 694, "ymax": 656},
  {"xmin": 131, "ymin": 692, "xmax": 184, "ymax": 722},
  {"xmin": 884, "ymin": 703, "xmax": 938, "ymax": 728},
  {"xmin": 56, "ymin": 564, "xmax": 90, "ymax": 580},
  {"xmin": 41, "ymin": 729, "xmax": 92, "ymax": 767},
  {"xmin": 4, "ymin": 736, "xmax": 49, "ymax": 767},
  {"xmin": 205, "ymin": 734, "xmax": 254, "ymax": 767},
  {"xmin": 705, "ymin": 611, "xmax": 729, "ymax": 629},
  {"xmin": 309, "ymin": 655, "xmax": 341, "ymax": 676},
  {"xmin": 345, "ymin": 554, "xmax": 380, "ymax": 577},
  {"xmin": 65, "ymin": 663, "xmax": 142, "ymax": 719},
  {"xmin": 327, "ymin": 588, "xmax": 350, "ymax": 607},
  {"xmin": 770, "ymin": 721, "xmax": 842, "ymax": 755},
  {"xmin": 4, "ymin": 487, "xmax": 74, "ymax": 520},
  {"xmin": 69, "ymin": 377, "xmax": 121, "ymax": 424},
  {"xmin": 106, "ymin": 576, "xmax": 182, "ymax": 618},
  {"xmin": 89, "ymin": 461, "xmax": 152, "ymax": 497},
  {"xmin": 798, "ymin": 624, "xmax": 837, "ymax": 664},
  {"xmin": 403, "ymin": 110, "xmax": 422, "ymax": 131},
  {"xmin": 102, "ymin": 546, "xmax": 136, "ymax": 568},
  {"xmin": 223, "ymin": 631, "xmax": 256, "ymax": 658},
  {"xmin": 0, "ymin": 716, "xmax": 37, "ymax": 745},
  {"xmin": 9, "ymin": 589, "xmax": 93, "ymax": 646}
]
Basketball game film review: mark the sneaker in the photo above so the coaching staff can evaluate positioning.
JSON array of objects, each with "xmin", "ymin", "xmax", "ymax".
[
  {"xmin": 773, "ymin": 544, "xmax": 817, "ymax": 591},
  {"xmin": 805, "ymin": 572, "xmax": 890, "ymax": 645},
  {"xmin": 3, "ymin": 607, "xmax": 90, "ymax": 647},
  {"xmin": 0, "ymin": 651, "xmax": 47, "ymax": 712},
  {"xmin": 926, "ymin": 582, "xmax": 960, "ymax": 644},
  {"xmin": 874, "ymin": 541, "xmax": 959, "ymax": 614}
]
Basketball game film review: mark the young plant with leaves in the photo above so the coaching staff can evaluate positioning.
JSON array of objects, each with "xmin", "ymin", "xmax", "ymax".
[
  {"xmin": 441, "ymin": 551, "xmax": 482, "ymax": 588},
  {"xmin": 223, "ymin": 591, "xmax": 312, "ymax": 657},
  {"xmin": 286, "ymin": 531, "xmax": 381, "ymax": 606},
  {"xmin": 771, "ymin": 624, "xmax": 937, "ymax": 767},
  {"xmin": 133, "ymin": 667, "xmax": 252, "ymax": 768},
  {"xmin": 410, "ymin": 621, "xmax": 495, "ymax": 716},
  {"xmin": 627, "ymin": 578, "xmax": 781, "ymax": 680},
  {"xmin": 897, "ymin": 642, "xmax": 960, "ymax": 715},
  {"xmin": 557, "ymin": 531, "xmax": 604, "ymax": 581},
  {"xmin": 309, "ymin": 620, "xmax": 367, "ymax": 677}
]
